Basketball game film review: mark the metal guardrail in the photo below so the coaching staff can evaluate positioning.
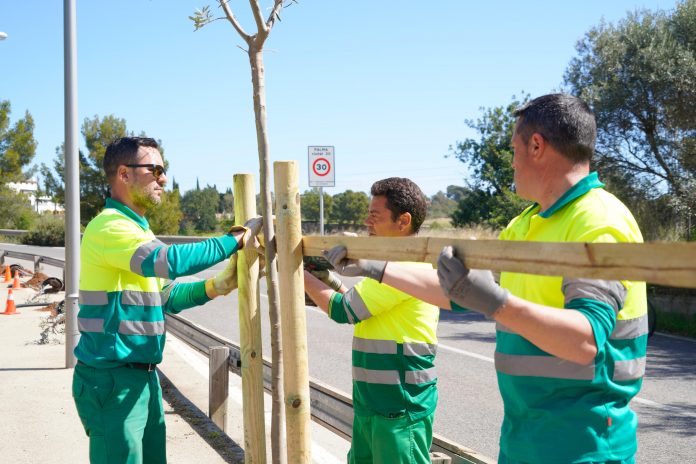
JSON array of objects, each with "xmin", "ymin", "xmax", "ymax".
[
  {"xmin": 0, "ymin": 249, "xmax": 66, "ymax": 275},
  {"xmin": 0, "ymin": 229, "xmax": 29, "ymax": 237},
  {"xmin": 166, "ymin": 314, "xmax": 493, "ymax": 464},
  {"xmin": 2, "ymin": 247, "xmax": 493, "ymax": 463}
]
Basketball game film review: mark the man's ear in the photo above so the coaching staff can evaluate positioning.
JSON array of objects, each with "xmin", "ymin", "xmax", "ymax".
[
  {"xmin": 117, "ymin": 165, "xmax": 129, "ymax": 184},
  {"xmin": 398, "ymin": 212, "xmax": 412, "ymax": 231},
  {"xmin": 529, "ymin": 132, "xmax": 547, "ymax": 161}
]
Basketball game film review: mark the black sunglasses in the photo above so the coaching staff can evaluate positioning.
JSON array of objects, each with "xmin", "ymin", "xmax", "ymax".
[{"xmin": 125, "ymin": 164, "xmax": 166, "ymax": 179}]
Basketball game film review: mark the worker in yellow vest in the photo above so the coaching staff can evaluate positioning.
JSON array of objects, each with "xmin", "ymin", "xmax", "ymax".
[
  {"xmin": 305, "ymin": 177, "xmax": 439, "ymax": 464},
  {"xmin": 326, "ymin": 94, "xmax": 647, "ymax": 464},
  {"xmin": 72, "ymin": 136, "xmax": 263, "ymax": 464}
]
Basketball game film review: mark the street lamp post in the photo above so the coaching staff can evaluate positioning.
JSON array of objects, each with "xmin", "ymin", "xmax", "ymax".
[{"xmin": 64, "ymin": 0, "xmax": 80, "ymax": 367}]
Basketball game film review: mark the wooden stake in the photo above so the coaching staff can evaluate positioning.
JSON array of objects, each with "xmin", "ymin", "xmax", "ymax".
[
  {"xmin": 273, "ymin": 161, "xmax": 311, "ymax": 463},
  {"xmin": 234, "ymin": 173, "xmax": 267, "ymax": 463},
  {"xmin": 209, "ymin": 346, "xmax": 229, "ymax": 432},
  {"xmin": 303, "ymin": 236, "xmax": 696, "ymax": 289}
]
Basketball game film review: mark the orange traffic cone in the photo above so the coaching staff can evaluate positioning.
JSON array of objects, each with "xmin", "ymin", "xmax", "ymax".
[
  {"xmin": 2, "ymin": 289, "xmax": 19, "ymax": 315},
  {"xmin": 3, "ymin": 265, "xmax": 10, "ymax": 283},
  {"xmin": 11, "ymin": 271, "xmax": 21, "ymax": 290}
]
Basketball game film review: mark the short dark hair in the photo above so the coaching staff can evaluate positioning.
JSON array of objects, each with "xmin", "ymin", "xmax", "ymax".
[
  {"xmin": 370, "ymin": 177, "xmax": 428, "ymax": 233},
  {"xmin": 513, "ymin": 94, "xmax": 596, "ymax": 163},
  {"xmin": 103, "ymin": 137, "xmax": 159, "ymax": 181}
]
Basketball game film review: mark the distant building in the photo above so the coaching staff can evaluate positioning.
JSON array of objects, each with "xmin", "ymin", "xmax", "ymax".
[{"xmin": 7, "ymin": 179, "xmax": 64, "ymax": 213}]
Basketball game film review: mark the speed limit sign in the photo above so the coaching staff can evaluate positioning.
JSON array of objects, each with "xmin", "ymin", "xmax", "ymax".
[{"xmin": 308, "ymin": 146, "xmax": 335, "ymax": 187}]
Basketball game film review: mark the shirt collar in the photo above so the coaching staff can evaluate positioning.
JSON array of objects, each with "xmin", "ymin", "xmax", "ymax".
[
  {"xmin": 105, "ymin": 198, "xmax": 150, "ymax": 231},
  {"xmin": 538, "ymin": 172, "xmax": 604, "ymax": 218}
]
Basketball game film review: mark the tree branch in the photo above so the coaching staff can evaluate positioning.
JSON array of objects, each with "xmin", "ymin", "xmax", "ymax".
[
  {"xmin": 248, "ymin": 0, "xmax": 268, "ymax": 37},
  {"xmin": 266, "ymin": 0, "xmax": 285, "ymax": 31},
  {"xmin": 219, "ymin": 0, "xmax": 252, "ymax": 43}
]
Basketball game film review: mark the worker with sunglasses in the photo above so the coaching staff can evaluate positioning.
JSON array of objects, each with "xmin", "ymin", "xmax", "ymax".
[{"xmin": 72, "ymin": 136, "xmax": 262, "ymax": 464}]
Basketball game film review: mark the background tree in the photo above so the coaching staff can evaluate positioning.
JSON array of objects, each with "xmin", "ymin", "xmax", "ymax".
[
  {"xmin": 565, "ymin": 0, "xmax": 696, "ymax": 239},
  {"xmin": 300, "ymin": 188, "xmax": 333, "ymax": 222},
  {"xmin": 449, "ymin": 97, "xmax": 530, "ymax": 229},
  {"xmin": 148, "ymin": 189, "xmax": 183, "ymax": 235},
  {"xmin": 0, "ymin": 100, "xmax": 38, "ymax": 229},
  {"xmin": 0, "ymin": 100, "xmax": 37, "ymax": 183},
  {"xmin": 220, "ymin": 187, "xmax": 235, "ymax": 216},
  {"xmin": 330, "ymin": 190, "xmax": 370, "ymax": 225},
  {"xmin": 180, "ymin": 185, "xmax": 220, "ymax": 233},
  {"xmin": 428, "ymin": 191, "xmax": 457, "ymax": 219}
]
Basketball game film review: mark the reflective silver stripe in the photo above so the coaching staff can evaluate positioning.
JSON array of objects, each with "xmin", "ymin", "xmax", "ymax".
[
  {"xmin": 129, "ymin": 239, "xmax": 166, "ymax": 275},
  {"xmin": 121, "ymin": 290, "xmax": 163, "ymax": 307},
  {"xmin": 405, "ymin": 367, "xmax": 437, "ymax": 384},
  {"xmin": 344, "ymin": 288, "xmax": 371, "ymax": 322},
  {"xmin": 614, "ymin": 357, "xmax": 646, "ymax": 381},
  {"xmin": 562, "ymin": 278, "xmax": 626, "ymax": 314},
  {"xmin": 153, "ymin": 245, "xmax": 171, "ymax": 278},
  {"xmin": 78, "ymin": 317, "xmax": 104, "ymax": 332},
  {"xmin": 119, "ymin": 320, "xmax": 165, "ymax": 336},
  {"xmin": 339, "ymin": 299, "xmax": 355, "ymax": 324},
  {"xmin": 352, "ymin": 367, "xmax": 400, "ymax": 385},
  {"xmin": 403, "ymin": 342, "xmax": 437, "ymax": 357},
  {"xmin": 495, "ymin": 352, "xmax": 595, "ymax": 380},
  {"xmin": 353, "ymin": 337, "xmax": 396, "ymax": 354},
  {"xmin": 161, "ymin": 282, "xmax": 175, "ymax": 305},
  {"xmin": 79, "ymin": 290, "xmax": 108, "ymax": 305},
  {"xmin": 610, "ymin": 315, "xmax": 648, "ymax": 340},
  {"xmin": 495, "ymin": 322, "xmax": 515, "ymax": 334}
]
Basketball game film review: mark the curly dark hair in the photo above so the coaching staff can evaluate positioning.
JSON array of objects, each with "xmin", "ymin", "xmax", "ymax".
[{"xmin": 370, "ymin": 177, "xmax": 428, "ymax": 233}]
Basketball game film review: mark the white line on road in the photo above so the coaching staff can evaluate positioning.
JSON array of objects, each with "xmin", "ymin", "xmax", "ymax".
[{"xmin": 438, "ymin": 343, "xmax": 494, "ymax": 363}]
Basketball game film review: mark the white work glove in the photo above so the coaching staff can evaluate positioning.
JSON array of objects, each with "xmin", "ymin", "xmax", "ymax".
[
  {"xmin": 437, "ymin": 246, "xmax": 509, "ymax": 318},
  {"xmin": 209, "ymin": 255, "xmax": 239, "ymax": 296},
  {"xmin": 229, "ymin": 216, "xmax": 264, "ymax": 250},
  {"xmin": 323, "ymin": 245, "xmax": 387, "ymax": 283}
]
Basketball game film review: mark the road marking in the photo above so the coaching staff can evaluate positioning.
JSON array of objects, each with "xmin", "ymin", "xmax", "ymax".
[
  {"xmin": 438, "ymin": 343, "xmax": 494, "ymax": 363},
  {"xmin": 167, "ymin": 333, "xmax": 343, "ymax": 463}
]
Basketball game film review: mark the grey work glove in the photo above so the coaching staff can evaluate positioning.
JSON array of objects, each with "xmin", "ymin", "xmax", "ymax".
[
  {"xmin": 323, "ymin": 245, "xmax": 387, "ymax": 283},
  {"xmin": 437, "ymin": 246, "xmax": 510, "ymax": 318},
  {"xmin": 229, "ymin": 216, "xmax": 264, "ymax": 249},
  {"xmin": 308, "ymin": 269, "xmax": 344, "ymax": 292}
]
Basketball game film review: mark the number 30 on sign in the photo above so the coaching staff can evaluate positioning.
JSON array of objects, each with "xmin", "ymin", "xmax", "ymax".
[{"xmin": 308, "ymin": 146, "xmax": 335, "ymax": 187}]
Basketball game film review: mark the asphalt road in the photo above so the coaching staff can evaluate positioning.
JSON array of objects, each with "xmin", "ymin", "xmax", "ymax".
[{"xmin": 3, "ymin": 243, "xmax": 695, "ymax": 462}]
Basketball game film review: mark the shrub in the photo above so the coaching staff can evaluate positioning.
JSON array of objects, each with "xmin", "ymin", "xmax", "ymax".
[{"xmin": 21, "ymin": 215, "xmax": 65, "ymax": 246}]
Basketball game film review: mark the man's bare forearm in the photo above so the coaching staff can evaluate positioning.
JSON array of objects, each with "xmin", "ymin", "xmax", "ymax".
[
  {"xmin": 380, "ymin": 263, "xmax": 451, "ymax": 309},
  {"xmin": 494, "ymin": 295, "xmax": 598, "ymax": 365},
  {"xmin": 303, "ymin": 270, "xmax": 335, "ymax": 315}
]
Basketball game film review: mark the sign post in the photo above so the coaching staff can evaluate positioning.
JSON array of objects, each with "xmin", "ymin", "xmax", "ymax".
[{"xmin": 308, "ymin": 146, "xmax": 335, "ymax": 235}]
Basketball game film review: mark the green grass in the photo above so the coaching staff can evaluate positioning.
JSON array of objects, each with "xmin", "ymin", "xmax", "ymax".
[{"xmin": 655, "ymin": 310, "xmax": 696, "ymax": 339}]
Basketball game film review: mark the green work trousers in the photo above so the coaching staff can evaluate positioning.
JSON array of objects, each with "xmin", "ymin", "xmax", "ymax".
[
  {"xmin": 348, "ymin": 411, "xmax": 434, "ymax": 464},
  {"xmin": 498, "ymin": 452, "xmax": 636, "ymax": 464},
  {"xmin": 72, "ymin": 363, "xmax": 166, "ymax": 464}
]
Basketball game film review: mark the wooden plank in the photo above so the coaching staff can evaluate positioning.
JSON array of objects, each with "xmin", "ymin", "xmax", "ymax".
[
  {"xmin": 302, "ymin": 236, "xmax": 696, "ymax": 289},
  {"xmin": 233, "ymin": 173, "xmax": 266, "ymax": 463},
  {"xmin": 274, "ymin": 161, "xmax": 312, "ymax": 463},
  {"xmin": 209, "ymin": 346, "xmax": 229, "ymax": 432}
]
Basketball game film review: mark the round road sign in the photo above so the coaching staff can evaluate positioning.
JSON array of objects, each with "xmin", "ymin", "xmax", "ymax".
[{"xmin": 312, "ymin": 157, "xmax": 331, "ymax": 177}]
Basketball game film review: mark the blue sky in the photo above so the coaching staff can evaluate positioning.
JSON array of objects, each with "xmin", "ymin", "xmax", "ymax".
[{"xmin": 0, "ymin": 0, "xmax": 678, "ymax": 197}]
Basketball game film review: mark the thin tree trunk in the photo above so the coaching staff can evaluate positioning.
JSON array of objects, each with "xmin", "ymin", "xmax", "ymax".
[{"xmin": 249, "ymin": 45, "xmax": 286, "ymax": 464}]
